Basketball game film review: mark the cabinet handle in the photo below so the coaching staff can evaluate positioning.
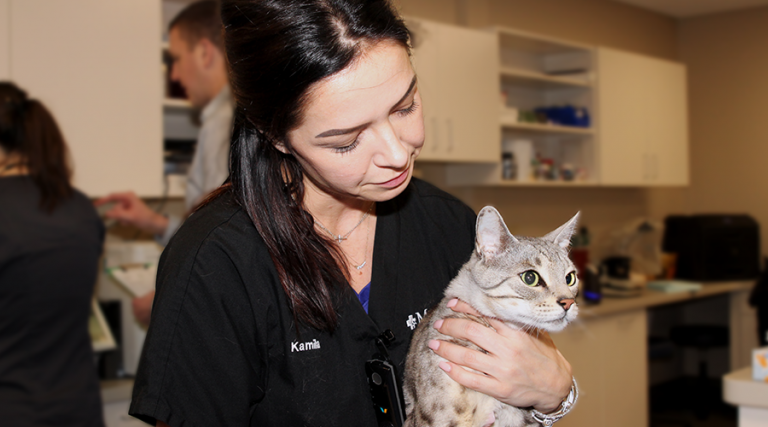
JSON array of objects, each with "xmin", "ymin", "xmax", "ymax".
[
  {"xmin": 643, "ymin": 153, "xmax": 650, "ymax": 181},
  {"xmin": 431, "ymin": 117, "xmax": 439, "ymax": 152},
  {"xmin": 445, "ymin": 118, "xmax": 454, "ymax": 153}
]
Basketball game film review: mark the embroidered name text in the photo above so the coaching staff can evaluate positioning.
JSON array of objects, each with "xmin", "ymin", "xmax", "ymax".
[{"xmin": 291, "ymin": 339, "xmax": 321, "ymax": 352}]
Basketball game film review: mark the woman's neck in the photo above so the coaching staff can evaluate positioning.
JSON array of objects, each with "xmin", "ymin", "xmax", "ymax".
[{"xmin": 302, "ymin": 183, "xmax": 375, "ymax": 236}]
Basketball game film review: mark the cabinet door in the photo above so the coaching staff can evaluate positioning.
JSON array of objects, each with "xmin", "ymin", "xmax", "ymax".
[
  {"xmin": 408, "ymin": 18, "xmax": 442, "ymax": 161},
  {"xmin": 407, "ymin": 18, "xmax": 498, "ymax": 163},
  {"xmin": 597, "ymin": 47, "xmax": 651, "ymax": 186},
  {"xmin": 10, "ymin": 0, "xmax": 162, "ymax": 197},
  {"xmin": 553, "ymin": 310, "xmax": 648, "ymax": 427},
  {"xmin": 437, "ymin": 24, "xmax": 499, "ymax": 163},
  {"xmin": 598, "ymin": 47, "xmax": 688, "ymax": 186},
  {"xmin": 647, "ymin": 58, "xmax": 689, "ymax": 186},
  {"xmin": 0, "ymin": 0, "xmax": 8, "ymax": 80}
]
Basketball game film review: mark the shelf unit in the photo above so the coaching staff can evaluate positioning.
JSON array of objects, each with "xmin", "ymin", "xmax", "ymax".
[
  {"xmin": 446, "ymin": 27, "xmax": 597, "ymax": 187},
  {"xmin": 161, "ymin": 0, "xmax": 200, "ymax": 199}
]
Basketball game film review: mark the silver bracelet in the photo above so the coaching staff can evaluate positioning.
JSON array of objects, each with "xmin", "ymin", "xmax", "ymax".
[{"xmin": 530, "ymin": 377, "xmax": 578, "ymax": 426}]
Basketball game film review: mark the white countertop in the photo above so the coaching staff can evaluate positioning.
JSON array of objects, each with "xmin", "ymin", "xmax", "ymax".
[
  {"xmin": 724, "ymin": 367, "xmax": 768, "ymax": 409},
  {"xmin": 577, "ymin": 281, "xmax": 754, "ymax": 318}
]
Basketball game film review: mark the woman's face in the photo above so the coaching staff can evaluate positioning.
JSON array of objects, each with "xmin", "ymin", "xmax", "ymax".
[{"xmin": 285, "ymin": 41, "xmax": 424, "ymax": 204}]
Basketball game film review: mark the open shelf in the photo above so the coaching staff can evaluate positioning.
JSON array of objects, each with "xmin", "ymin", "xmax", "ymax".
[
  {"xmin": 493, "ymin": 179, "xmax": 598, "ymax": 187},
  {"xmin": 500, "ymin": 118, "xmax": 594, "ymax": 135},
  {"xmin": 500, "ymin": 66, "xmax": 592, "ymax": 89}
]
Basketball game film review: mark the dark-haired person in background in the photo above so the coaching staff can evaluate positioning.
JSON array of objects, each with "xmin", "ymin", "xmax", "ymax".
[
  {"xmin": 0, "ymin": 82, "xmax": 105, "ymax": 426},
  {"xmin": 129, "ymin": 1, "xmax": 576, "ymax": 426},
  {"xmin": 96, "ymin": 0, "xmax": 233, "ymax": 326}
]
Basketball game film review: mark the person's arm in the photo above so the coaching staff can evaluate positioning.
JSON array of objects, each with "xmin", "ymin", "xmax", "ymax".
[
  {"xmin": 94, "ymin": 192, "xmax": 168, "ymax": 235},
  {"xmin": 132, "ymin": 291, "xmax": 155, "ymax": 327},
  {"xmin": 429, "ymin": 298, "xmax": 573, "ymax": 414}
]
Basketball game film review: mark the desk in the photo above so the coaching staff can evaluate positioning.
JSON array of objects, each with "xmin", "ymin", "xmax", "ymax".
[
  {"xmin": 552, "ymin": 281, "xmax": 756, "ymax": 427},
  {"xmin": 723, "ymin": 367, "xmax": 768, "ymax": 427}
]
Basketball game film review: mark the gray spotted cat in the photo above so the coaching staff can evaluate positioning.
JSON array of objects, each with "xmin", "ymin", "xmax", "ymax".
[{"xmin": 403, "ymin": 206, "xmax": 580, "ymax": 427}]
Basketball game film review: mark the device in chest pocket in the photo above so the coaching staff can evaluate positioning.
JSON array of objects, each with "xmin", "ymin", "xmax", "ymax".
[{"xmin": 365, "ymin": 329, "xmax": 405, "ymax": 427}]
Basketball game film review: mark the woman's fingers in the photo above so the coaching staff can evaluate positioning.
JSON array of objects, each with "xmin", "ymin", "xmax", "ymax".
[
  {"xmin": 445, "ymin": 298, "xmax": 481, "ymax": 316},
  {"xmin": 433, "ymin": 298, "xmax": 574, "ymax": 412},
  {"xmin": 428, "ymin": 324, "xmax": 495, "ymax": 373}
]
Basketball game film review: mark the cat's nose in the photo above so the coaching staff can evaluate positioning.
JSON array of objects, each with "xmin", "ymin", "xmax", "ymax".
[{"xmin": 558, "ymin": 298, "xmax": 575, "ymax": 311}]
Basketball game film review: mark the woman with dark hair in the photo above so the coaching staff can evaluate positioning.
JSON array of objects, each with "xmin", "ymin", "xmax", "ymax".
[
  {"xmin": 0, "ymin": 82, "xmax": 105, "ymax": 426},
  {"xmin": 130, "ymin": 1, "xmax": 574, "ymax": 426}
]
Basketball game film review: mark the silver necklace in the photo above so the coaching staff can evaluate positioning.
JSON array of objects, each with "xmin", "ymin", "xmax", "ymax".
[
  {"xmin": 314, "ymin": 203, "xmax": 374, "ymax": 244},
  {"xmin": 346, "ymin": 219, "xmax": 370, "ymax": 271}
]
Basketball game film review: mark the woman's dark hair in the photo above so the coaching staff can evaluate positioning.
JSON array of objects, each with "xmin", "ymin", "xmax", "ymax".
[
  {"xmin": 219, "ymin": 0, "xmax": 410, "ymax": 332},
  {"xmin": 0, "ymin": 81, "xmax": 72, "ymax": 212}
]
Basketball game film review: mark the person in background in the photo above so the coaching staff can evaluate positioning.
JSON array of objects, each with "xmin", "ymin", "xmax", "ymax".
[
  {"xmin": 0, "ymin": 82, "xmax": 106, "ymax": 426},
  {"xmin": 128, "ymin": 1, "xmax": 575, "ymax": 425},
  {"xmin": 95, "ymin": 0, "xmax": 233, "ymax": 326}
]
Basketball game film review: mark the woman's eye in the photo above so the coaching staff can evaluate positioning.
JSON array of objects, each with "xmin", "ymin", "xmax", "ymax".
[
  {"xmin": 520, "ymin": 270, "xmax": 540, "ymax": 286},
  {"xmin": 566, "ymin": 271, "xmax": 576, "ymax": 286},
  {"xmin": 395, "ymin": 100, "xmax": 418, "ymax": 117},
  {"xmin": 333, "ymin": 137, "xmax": 360, "ymax": 154}
]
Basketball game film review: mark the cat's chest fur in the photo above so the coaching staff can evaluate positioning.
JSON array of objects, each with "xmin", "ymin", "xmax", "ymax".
[{"xmin": 403, "ymin": 207, "xmax": 580, "ymax": 427}]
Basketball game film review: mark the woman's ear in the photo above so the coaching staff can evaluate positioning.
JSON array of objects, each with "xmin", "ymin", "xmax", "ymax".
[{"xmin": 273, "ymin": 140, "xmax": 290, "ymax": 154}]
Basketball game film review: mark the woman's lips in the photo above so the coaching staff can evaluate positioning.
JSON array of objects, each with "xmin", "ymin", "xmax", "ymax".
[{"xmin": 378, "ymin": 170, "xmax": 409, "ymax": 188}]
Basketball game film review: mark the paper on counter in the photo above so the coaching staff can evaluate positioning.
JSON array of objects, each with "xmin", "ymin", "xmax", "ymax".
[
  {"xmin": 107, "ymin": 264, "xmax": 157, "ymax": 297},
  {"xmin": 647, "ymin": 280, "xmax": 703, "ymax": 293}
]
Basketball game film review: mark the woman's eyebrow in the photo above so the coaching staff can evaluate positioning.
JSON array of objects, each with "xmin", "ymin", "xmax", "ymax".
[{"xmin": 315, "ymin": 75, "xmax": 418, "ymax": 138}]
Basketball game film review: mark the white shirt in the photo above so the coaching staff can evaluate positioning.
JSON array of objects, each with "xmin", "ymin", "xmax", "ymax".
[
  {"xmin": 186, "ymin": 85, "xmax": 234, "ymax": 209},
  {"xmin": 159, "ymin": 86, "xmax": 234, "ymax": 245}
]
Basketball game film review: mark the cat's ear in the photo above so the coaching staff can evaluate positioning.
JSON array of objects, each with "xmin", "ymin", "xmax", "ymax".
[
  {"xmin": 475, "ymin": 206, "xmax": 518, "ymax": 259},
  {"xmin": 544, "ymin": 211, "xmax": 580, "ymax": 249}
]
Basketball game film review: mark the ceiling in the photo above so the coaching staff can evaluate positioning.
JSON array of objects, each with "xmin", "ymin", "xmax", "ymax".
[{"xmin": 612, "ymin": 0, "xmax": 768, "ymax": 17}]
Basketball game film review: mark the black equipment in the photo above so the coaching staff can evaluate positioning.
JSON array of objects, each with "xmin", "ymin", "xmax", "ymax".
[
  {"xmin": 366, "ymin": 330, "xmax": 406, "ymax": 427},
  {"xmin": 663, "ymin": 214, "xmax": 760, "ymax": 281}
]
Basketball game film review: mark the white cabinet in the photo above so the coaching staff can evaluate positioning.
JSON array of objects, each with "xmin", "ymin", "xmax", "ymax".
[
  {"xmin": 8, "ymin": 0, "xmax": 163, "ymax": 197},
  {"xmin": 446, "ymin": 27, "xmax": 598, "ymax": 187},
  {"xmin": 597, "ymin": 47, "xmax": 689, "ymax": 186},
  {"xmin": 552, "ymin": 309, "xmax": 648, "ymax": 427},
  {"xmin": 406, "ymin": 18, "xmax": 499, "ymax": 163}
]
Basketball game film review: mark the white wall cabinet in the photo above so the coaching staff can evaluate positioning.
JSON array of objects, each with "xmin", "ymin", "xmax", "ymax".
[
  {"xmin": 407, "ymin": 18, "xmax": 499, "ymax": 163},
  {"xmin": 597, "ymin": 47, "xmax": 689, "ymax": 186},
  {"xmin": 446, "ymin": 27, "xmax": 597, "ymax": 187},
  {"xmin": 7, "ymin": 0, "xmax": 163, "ymax": 197}
]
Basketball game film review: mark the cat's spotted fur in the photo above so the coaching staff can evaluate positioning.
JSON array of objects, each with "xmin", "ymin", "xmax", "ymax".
[{"xmin": 403, "ymin": 207, "xmax": 579, "ymax": 427}]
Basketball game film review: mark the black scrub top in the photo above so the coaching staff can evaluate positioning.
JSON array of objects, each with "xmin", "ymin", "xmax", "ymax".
[
  {"xmin": 0, "ymin": 176, "xmax": 105, "ymax": 427},
  {"xmin": 129, "ymin": 178, "xmax": 476, "ymax": 426}
]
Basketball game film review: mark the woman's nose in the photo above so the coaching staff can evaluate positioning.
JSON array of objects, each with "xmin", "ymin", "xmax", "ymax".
[{"xmin": 375, "ymin": 121, "xmax": 409, "ymax": 169}]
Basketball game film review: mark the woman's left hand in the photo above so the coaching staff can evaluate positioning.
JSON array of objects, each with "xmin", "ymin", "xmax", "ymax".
[{"xmin": 429, "ymin": 298, "xmax": 572, "ymax": 413}]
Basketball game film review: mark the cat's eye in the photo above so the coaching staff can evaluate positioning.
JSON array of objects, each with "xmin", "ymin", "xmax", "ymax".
[
  {"xmin": 566, "ymin": 271, "xmax": 577, "ymax": 286},
  {"xmin": 521, "ymin": 270, "xmax": 540, "ymax": 286}
]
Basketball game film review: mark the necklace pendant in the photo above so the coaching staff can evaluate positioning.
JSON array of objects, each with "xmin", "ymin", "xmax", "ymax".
[
  {"xmin": 335, "ymin": 235, "xmax": 345, "ymax": 244},
  {"xmin": 355, "ymin": 261, "xmax": 367, "ymax": 270}
]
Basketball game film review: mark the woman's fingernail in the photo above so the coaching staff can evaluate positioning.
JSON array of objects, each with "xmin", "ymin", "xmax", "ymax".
[
  {"xmin": 428, "ymin": 340, "xmax": 440, "ymax": 351},
  {"xmin": 439, "ymin": 361, "xmax": 452, "ymax": 372},
  {"xmin": 447, "ymin": 298, "xmax": 458, "ymax": 308},
  {"xmin": 433, "ymin": 319, "xmax": 444, "ymax": 329}
]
